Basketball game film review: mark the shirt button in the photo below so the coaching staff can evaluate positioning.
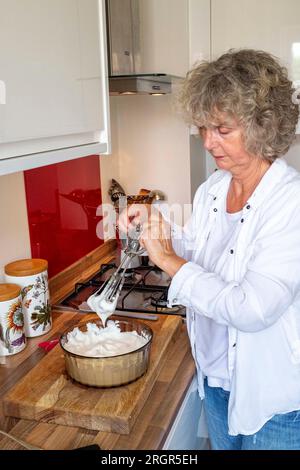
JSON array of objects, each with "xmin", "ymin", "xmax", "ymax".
[
  {"xmin": 241, "ymin": 218, "xmax": 244, "ymax": 223},
  {"xmin": 246, "ymin": 205, "xmax": 251, "ymax": 210},
  {"xmin": 232, "ymin": 343, "xmax": 236, "ymax": 347},
  {"xmin": 213, "ymin": 208, "xmax": 218, "ymax": 212},
  {"xmin": 230, "ymin": 249, "xmax": 234, "ymax": 254},
  {"xmin": 213, "ymin": 197, "xmax": 217, "ymax": 201},
  {"xmin": 173, "ymin": 298, "xmax": 178, "ymax": 303}
]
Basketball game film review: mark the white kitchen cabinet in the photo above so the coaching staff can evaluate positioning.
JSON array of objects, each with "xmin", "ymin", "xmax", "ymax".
[
  {"xmin": 211, "ymin": 0, "xmax": 300, "ymax": 88},
  {"xmin": 0, "ymin": 0, "xmax": 110, "ymax": 176},
  {"xmin": 163, "ymin": 375, "xmax": 209, "ymax": 450}
]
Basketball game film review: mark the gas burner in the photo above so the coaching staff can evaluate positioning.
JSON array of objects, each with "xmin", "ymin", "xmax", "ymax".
[
  {"xmin": 119, "ymin": 268, "xmax": 135, "ymax": 278},
  {"xmin": 151, "ymin": 297, "xmax": 168, "ymax": 308},
  {"xmin": 149, "ymin": 296, "xmax": 181, "ymax": 313},
  {"xmin": 151, "ymin": 304, "xmax": 181, "ymax": 313}
]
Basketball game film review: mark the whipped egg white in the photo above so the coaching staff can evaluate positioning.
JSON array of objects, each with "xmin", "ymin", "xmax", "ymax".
[{"xmin": 63, "ymin": 321, "xmax": 147, "ymax": 357}]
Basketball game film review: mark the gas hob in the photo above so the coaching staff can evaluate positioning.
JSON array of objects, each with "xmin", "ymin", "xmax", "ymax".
[{"xmin": 54, "ymin": 259, "xmax": 186, "ymax": 320}]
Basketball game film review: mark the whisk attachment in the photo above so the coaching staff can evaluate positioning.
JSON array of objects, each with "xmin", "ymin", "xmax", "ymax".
[{"xmin": 87, "ymin": 224, "xmax": 144, "ymax": 320}]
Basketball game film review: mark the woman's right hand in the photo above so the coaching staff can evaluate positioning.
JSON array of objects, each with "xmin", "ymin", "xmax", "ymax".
[{"xmin": 118, "ymin": 203, "xmax": 151, "ymax": 237}]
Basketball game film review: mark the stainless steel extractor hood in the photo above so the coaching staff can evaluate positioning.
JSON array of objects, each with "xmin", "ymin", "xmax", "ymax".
[{"xmin": 105, "ymin": 0, "xmax": 178, "ymax": 95}]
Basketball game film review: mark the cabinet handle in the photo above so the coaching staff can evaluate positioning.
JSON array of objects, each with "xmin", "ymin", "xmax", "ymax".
[{"xmin": 0, "ymin": 80, "xmax": 6, "ymax": 105}]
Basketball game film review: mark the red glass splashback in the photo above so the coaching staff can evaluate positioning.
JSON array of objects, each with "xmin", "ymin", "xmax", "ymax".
[{"xmin": 24, "ymin": 156, "xmax": 104, "ymax": 278}]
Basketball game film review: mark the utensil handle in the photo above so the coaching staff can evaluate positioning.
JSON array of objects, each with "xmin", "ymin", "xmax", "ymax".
[{"xmin": 114, "ymin": 311, "xmax": 158, "ymax": 321}]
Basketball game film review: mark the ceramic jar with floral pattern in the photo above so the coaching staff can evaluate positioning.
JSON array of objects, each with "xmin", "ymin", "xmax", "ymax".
[
  {"xmin": 0, "ymin": 283, "xmax": 26, "ymax": 356},
  {"xmin": 4, "ymin": 259, "xmax": 52, "ymax": 338}
]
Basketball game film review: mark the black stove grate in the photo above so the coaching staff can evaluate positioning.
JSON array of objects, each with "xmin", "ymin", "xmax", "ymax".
[{"xmin": 58, "ymin": 262, "xmax": 185, "ymax": 316}]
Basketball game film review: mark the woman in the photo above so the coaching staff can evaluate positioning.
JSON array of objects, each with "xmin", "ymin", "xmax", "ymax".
[{"xmin": 119, "ymin": 49, "xmax": 300, "ymax": 450}]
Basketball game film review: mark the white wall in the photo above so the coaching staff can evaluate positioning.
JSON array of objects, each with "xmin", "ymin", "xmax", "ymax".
[
  {"xmin": 0, "ymin": 172, "xmax": 31, "ymax": 281},
  {"xmin": 284, "ymin": 135, "xmax": 300, "ymax": 170},
  {"xmin": 100, "ymin": 94, "xmax": 193, "ymax": 227},
  {"xmin": 100, "ymin": 0, "xmax": 198, "ymax": 226},
  {"xmin": 114, "ymin": 95, "xmax": 191, "ymax": 206}
]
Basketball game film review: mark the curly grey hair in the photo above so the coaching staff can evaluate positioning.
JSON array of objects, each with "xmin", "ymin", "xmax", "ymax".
[{"xmin": 177, "ymin": 49, "xmax": 299, "ymax": 161}]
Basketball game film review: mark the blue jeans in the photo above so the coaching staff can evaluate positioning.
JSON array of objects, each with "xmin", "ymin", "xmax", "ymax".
[{"xmin": 203, "ymin": 379, "xmax": 300, "ymax": 450}]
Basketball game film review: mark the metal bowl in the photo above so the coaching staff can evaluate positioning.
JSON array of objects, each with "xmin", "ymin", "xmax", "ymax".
[{"xmin": 59, "ymin": 319, "xmax": 153, "ymax": 388}]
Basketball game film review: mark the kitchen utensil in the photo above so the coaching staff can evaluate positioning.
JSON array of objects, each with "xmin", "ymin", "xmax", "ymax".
[
  {"xmin": 108, "ymin": 178, "xmax": 126, "ymax": 207},
  {"xmin": 38, "ymin": 338, "xmax": 59, "ymax": 352},
  {"xmin": 126, "ymin": 194, "xmax": 153, "ymax": 204},
  {"xmin": 87, "ymin": 225, "xmax": 145, "ymax": 324},
  {"xmin": 52, "ymin": 304, "xmax": 158, "ymax": 321},
  {"xmin": 60, "ymin": 319, "xmax": 153, "ymax": 387},
  {"xmin": 138, "ymin": 188, "xmax": 151, "ymax": 196},
  {"xmin": 148, "ymin": 189, "xmax": 166, "ymax": 202}
]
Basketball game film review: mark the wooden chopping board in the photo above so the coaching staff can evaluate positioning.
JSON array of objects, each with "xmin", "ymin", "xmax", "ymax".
[{"xmin": 3, "ymin": 314, "xmax": 182, "ymax": 435}]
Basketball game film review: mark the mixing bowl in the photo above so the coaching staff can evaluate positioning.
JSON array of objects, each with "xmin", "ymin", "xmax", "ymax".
[{"xmin": 59, "ymin": 319, "xmax": 153, "ymax": 387}]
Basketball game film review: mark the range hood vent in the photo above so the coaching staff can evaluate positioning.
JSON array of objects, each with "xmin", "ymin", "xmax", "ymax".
[
  {"xmin": 106, "ymin": 0, "xmax": 179, "ymax": 95},
  {"xmin": 108, "ymin": 73, "xmax": 174, "ymax": 96}
]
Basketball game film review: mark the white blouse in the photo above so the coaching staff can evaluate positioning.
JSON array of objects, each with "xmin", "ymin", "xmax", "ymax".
[
  {"xmin": 198, "ymin": 208, "xmax": 242, "ymax": 391},
  {"xmin": 166, "ymin": 158, "xmax": 300, "ymax": 436}
]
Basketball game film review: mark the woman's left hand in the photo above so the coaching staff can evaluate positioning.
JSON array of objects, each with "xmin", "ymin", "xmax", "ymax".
[{"xmin": 140, "ymin": 211, "xmax": 187, "ymax": 277}]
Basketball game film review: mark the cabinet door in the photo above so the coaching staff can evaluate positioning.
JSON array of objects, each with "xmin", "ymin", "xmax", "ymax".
[
  {"xmin": 163, "ymin": 375, "xmax": 209, "ymax": 450},
  {"xmin": 211, "ymin": 0, "xmax": 300, "ymax": 134},
  {"xmin": 0, "ymin": 0, "xmax": 110, "ymax": 175},
  {"xmin": 212, "ymin": 0, "xmax": 300, "ymax": 83}
]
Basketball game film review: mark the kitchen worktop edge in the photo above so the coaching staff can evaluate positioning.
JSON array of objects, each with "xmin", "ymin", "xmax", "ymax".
[{"xmin": 0, "ymin": 310, "xmax": 195, "ymax": 450}]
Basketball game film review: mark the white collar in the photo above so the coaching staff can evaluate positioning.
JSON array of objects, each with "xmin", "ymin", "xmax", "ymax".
[{"xmin": 208, "ymin": 159, "xmax": 288, "ymax": 211}]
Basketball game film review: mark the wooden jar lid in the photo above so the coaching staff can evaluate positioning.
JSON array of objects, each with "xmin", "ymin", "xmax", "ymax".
[
  {"xmin": 0, "ymin": 284, "xmax": 21, "ymax": 302},
  {"xmin": 4, "ymin": 259, "xmax": 48, "ymax": 277}
]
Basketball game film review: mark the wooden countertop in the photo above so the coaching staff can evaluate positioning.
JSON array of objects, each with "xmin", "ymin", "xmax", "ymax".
[{"xmin": 0, "ymin": 310, "xmax": 195, "ymax": 450}]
